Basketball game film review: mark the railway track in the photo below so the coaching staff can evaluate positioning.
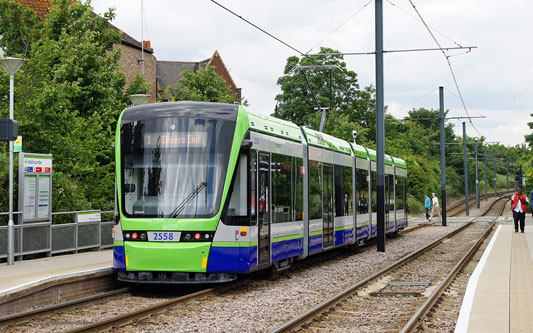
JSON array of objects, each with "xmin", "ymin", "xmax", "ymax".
[
  {"xmin": 271, "ymin": 220, "xmax": 495, "ymax": 332},
  {"xmin": 448, "ymin": 193, "xmax": 511, "ymax": 217},
  {"xmin": 0, "ymin": 285, "xmax": 211, "ymax": 332},
  {"xmin": 447, "ymin": 191, "xmax": 511, "ymax": 217}
]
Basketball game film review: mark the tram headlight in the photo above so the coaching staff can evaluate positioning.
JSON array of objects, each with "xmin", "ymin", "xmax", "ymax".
[
  {"xmin": 181, "ymin": 232, "xmax": 214, "ymax": 242},
  {"xmin": 123, "ymin": 231, "xmax": 147, "ymax": 241}
]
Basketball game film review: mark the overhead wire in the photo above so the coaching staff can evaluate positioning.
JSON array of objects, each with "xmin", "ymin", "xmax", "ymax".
[
  {"xmin": 305, "ymin": 0, "xmax": 373, "ymax": 55},
  {"xmin": 210, "ymin": 0, "xmax": 306, "ymax": 56},
  {"xmin": 407, "ymin": 1, "xmax": 483, "ymax": 138},
  {"xmin": 386, "ymin": 0, "xmax": 462, "ymax": 48},
  {"xmin": 443, "ymin": 87, "xmax": 485, "ymax": 118},
  {"xmin": 391, "ymin": 87, "xmax": 439, "ymax": 114}
]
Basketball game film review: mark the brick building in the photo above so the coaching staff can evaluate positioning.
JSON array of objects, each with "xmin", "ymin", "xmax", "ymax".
[
  {"xmin": 11, "ymin": 2, "xmax": 241, "ymax": 103},
  {"xmin": 13, "ymin": 0, "xmax": 158, "ymax": 101},
  {"xmin": 157, "ymin": 50, "xmax": 242, "ymax": 101}
]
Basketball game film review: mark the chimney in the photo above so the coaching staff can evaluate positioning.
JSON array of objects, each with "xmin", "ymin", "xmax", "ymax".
[{"xmin": 142, "ymin": 40, "xmax": 151, "ymax": 49}]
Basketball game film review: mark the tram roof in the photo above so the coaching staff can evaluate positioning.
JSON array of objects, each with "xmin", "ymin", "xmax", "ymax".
[
  {"xmin": 392, "ymin": 156, "xmax": 407, "ymax": 169},
  {"xmin": 301, "ymin": 128, "xmax": 352, "ymax": 155},
  {"xmin": 350, "ymin": 143, "xmax": 369, "ymax": 159},
  {"xmin": 246, "ymin": 111, "xmax": 303, "ymax": 142},
  {"xmin": 364, "ymin": 148, "xmax": 394, "ymax": 166}
]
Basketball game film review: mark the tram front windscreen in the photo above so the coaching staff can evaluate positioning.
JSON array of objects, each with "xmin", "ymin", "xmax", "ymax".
[{"xmin": 120, "ymin": 117, "xmax": 235, "ymax": 219}]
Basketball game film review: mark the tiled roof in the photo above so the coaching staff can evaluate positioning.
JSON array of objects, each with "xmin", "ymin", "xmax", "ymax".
[
  {"xmin": 15, "ymin": 0, "xmax": 51, "ymax": 19},
  {"xmin": 157, "ymin": 60, "xmax": 205, "ymax": 98},
  {"xmin": 13, "ymin": 0, "xmax": 152, "ymax": 53},
  {"xmin": 157, "ymin": 51, "xmax": 242, "ymax": 100}
]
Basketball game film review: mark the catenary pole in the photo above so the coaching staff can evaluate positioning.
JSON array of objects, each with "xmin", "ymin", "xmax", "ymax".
[
  {"xmin": 475, "ymin": 141, "xmax": 479, "ymax": 209},
  {"xmin": 484, "ymin": 146, "xmax": 488, "ymax": 201},
  {"xmin": 7, "ymin": 73, "xmax": 14, "ymax": 265},
  {"xmin": 463, "ymin": 122, "xmax": 469, "ymax": 216},
  {"xmin": 493, "ymin": 150, "xmax": 497, "ymax": 196},
  {"xmin": 375, "ymin": 0, "xmax": 385, "ymax": 252},
  {"xmin": 439, "ymin": 87, "xmax": 446, "ymax": 226},
  {"xmin": 506, "ymin": 153, "xmax": 509, "ymax": 192}
]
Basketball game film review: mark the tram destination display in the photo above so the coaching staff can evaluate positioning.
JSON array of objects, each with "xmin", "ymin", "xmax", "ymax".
[{"xmin": 143, "ymin": 132, "xmax": 207, "ymax": 148}]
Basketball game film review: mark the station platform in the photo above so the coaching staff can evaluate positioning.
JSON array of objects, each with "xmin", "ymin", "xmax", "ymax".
[
  {"xmin": 456, "ymin": 215, "xmax": 533, "ymax": 333},
  {"xmin": 0, "ymin": 250, "xmax": 113, "ymax": 298},
  {"xmin": 0, "ymin": 250, "xmax": 114, "ymax": 316}
]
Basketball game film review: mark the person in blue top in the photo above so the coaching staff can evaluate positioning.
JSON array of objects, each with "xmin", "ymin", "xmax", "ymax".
[{"xmin": 424, "ymin": 195, "xmax": 431, "ymax": 221}]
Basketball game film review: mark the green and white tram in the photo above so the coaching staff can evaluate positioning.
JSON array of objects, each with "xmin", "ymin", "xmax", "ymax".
[{"xmin": 112, "ymin": 101, "xmax": 407, "ymax": 283}]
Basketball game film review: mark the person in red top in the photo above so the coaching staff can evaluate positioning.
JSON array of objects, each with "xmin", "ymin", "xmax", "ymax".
[{"xmin": 511, "ymin": 188, "xmax": 529, "ymax": 233}]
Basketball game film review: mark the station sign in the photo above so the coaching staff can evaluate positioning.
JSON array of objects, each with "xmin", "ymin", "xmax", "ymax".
[
  {"xmin": 13, "ymin": 136, "xmax": 22, "ymax": 152},
  {"xmin": 18, "ymin": 153, "xmax": 53, "ymax": 223}
]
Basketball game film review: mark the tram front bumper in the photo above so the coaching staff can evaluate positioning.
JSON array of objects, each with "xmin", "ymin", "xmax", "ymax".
[{"xmin": 121, "ymin": 241, "xmax": 211, "ymax": 272}]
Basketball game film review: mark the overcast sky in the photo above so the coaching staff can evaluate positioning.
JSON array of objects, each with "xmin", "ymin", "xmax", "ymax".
[{"xmin": 91, "ymin": 0, "xmax": 532, "ymax": 147}]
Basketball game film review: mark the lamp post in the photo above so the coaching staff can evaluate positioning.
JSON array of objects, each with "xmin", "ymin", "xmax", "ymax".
[
  {"xmin": 127, "ymin": 93, "xmax": 150, "ymax": 106},
  {"xmin": 0, "ymin": 56, "xmax": 26, "ymax": 265}
]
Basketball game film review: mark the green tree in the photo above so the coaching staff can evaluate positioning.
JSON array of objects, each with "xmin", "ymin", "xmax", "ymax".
[
  {"xmin": 126, "ymin": 73, "xmax": 150, "ymax": 95},
  {"xmin": 171, "ymin": 65, "xmax": 236, "ymax": 103},
  {"xmin": 0, "ymin": 0, "xmax": 126, "ymax": 214},
  {"xmin": 275, "ymin": 47, "xmax": 378, "ymax": 145},
  {"xmin": 526, "ymin": 114, "xmax": 533, "ymax": 147},
  {"xmin": 275, "ymin": 47, "xmax": 361, "ymax": 126}
]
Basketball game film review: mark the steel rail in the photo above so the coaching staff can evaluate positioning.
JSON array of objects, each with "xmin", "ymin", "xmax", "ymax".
[
  {"xmin": 270, "ymin": 222, "xmax": 473, "ymax": 333},
  {"xmin": 448, "ymin": 191, "xmax": 512, "ymax": 217},
  {"xmin": 480, "ymin": 194, "xmax": 511, "ymax": 217},
  {"xmin": 65, "ymin": 287, "xmax": 216, "ymax": 333},
  {"xmin": 446, "ymin": 190, "xmax": 511, "ymax": 214},
  {"xmin": 400, "ymin": 221, "xmax": 496, "ymax": 332},
  {"xmin": 0, "ymin": 287, "xmax": 131, "ymax": 323},
  {"xmin": 401, "ymin": 221, "xmax": 434, "ymax": 234}
]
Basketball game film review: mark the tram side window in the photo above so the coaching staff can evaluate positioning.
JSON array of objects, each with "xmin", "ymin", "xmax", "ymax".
[
  {"xmin": 226, "ymin": 154, "xmax": 250, "ymax": 225},
  {"xmin": 334, "ymin": 165, "xmax": 344, "ymax": 217},
  {"xmin": 356, "ymin": 169, "xmax": 368, "ymax": 214},
  {"xmin": 371, "ymin": 171, "xmax": 377, "ymax": 212},
  {"xmin": 388, "ymin": 175, "xmax": 395, "ymax": 213},
  {"xmin": 309, "ymin": 160, "xmax": 323, "ymax": 220},
  {"xmin": 343, "ymin": 166, "xmax": 353, "ymax": 215},
  {"xmin": 272, "ymin": 153, "xmax": 292, "ymax": 223},
  {"xmin": 294, "ymin": 157, "xmax": 304, "ymax": 221}
]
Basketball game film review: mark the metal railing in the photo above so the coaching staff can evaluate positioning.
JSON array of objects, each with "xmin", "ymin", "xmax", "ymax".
[{"xmin": 0, "ymin": 210, "xmax": 114, "ymax": 261}]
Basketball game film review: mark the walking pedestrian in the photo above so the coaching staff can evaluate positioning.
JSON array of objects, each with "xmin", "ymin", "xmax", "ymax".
[
  {"xmin": 424, "ymin": 195, "xmax": 431, "ymax": 221},
  {"xmin": 512, "ymin": 188, "xmax": 529, "ymax": 233},
  {"xmin": 429, "ymin": 193, "xmax": 442, "ymax": 222}
]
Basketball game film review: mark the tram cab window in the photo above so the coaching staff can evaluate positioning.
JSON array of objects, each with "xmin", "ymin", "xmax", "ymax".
[{"xmin": 226, "ymin": 154, "xmax": 250, "ymax": 225}]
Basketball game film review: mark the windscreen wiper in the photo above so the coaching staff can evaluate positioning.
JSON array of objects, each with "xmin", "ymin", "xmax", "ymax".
[{"xmin": 168, "ymin": 182, "xmax": 207, "ymax": 218}]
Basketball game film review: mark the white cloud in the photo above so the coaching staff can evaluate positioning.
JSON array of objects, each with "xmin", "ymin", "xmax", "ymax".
[{"xmin": 92, "ymin": 0, "xmax": 533, "ymax": 146}]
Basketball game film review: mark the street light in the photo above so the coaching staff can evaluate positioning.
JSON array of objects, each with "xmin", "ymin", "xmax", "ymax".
[
  {"xmin": 127, "ymin": 93, "xmax": 150, "ymax": 106},
  {"xmin": 0, "ymin": 56, "xmax": 26, "ymax": 265}
]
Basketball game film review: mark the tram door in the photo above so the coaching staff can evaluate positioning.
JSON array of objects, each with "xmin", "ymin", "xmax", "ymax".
[
  {"xmin": 258, "ymin": 152, "xmax": 271, "ymax": 265},
  {"xmin": 323, "ymin": 164, "xmax": 334, "ymax": 248}
]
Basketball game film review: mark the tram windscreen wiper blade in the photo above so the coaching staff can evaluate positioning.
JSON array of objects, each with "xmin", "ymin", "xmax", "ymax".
[{"xmin": 168, "ymin": 182, "xmax": 207, "ymax": 218}]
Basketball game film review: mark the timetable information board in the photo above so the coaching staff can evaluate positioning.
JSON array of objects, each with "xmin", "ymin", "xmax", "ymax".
[{"xmin": 18, "ymin": 153, "xmax": 53, "ymax": 223}]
